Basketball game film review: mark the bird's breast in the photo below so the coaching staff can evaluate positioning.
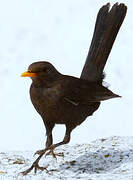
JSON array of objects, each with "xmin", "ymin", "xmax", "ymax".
[
  {"xmin": 30, "ymin": 83, "xmax": 62, "ymax": 118},
  {"xmin": 42, "ymin": 86, "xmax": 61, "ymax": 101}
]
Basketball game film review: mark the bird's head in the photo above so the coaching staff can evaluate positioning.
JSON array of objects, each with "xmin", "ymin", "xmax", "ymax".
[{"xmin": 21, "ymin": 61, "xmax": 61, "ymax": 84}]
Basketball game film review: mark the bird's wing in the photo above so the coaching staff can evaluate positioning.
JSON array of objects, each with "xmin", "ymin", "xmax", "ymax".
[{"xmin": 63, "ymin": 76, "xmax": 120, "ymax": 105}]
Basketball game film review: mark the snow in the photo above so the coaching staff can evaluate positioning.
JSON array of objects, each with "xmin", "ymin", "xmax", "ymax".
[{"xmin": 1, "ymin": 136, "xmax": 133, "ymax": 179}]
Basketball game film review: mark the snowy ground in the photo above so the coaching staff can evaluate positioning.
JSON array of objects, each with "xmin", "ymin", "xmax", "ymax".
[
  {"xmin": 1, "ymin": 136, "xmax": 133, "ymax": 180},
  {"xmin": 0, "ymin": 0, "xmax": 133, "ymax": 152}
]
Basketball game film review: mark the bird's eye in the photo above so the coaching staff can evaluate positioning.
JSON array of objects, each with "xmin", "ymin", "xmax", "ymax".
[
  {"xmin": 43, "ymin": 68, "xmax": 50, "ymax": 73},
  {"xmin": 42, "ymin": 69, "xmax": 46, "ymax": 72}
]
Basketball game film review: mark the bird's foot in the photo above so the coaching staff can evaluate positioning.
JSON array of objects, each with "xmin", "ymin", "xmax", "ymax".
[
  {"xmin": 34, "ymin": 149, "xmax": 45, "ymax": 156},
  {"xmin": 45, "ymin": 149, "xmax": 64, "ymax": 158},
  {"xmin": 21, "ymin": 153, "xmax": 48, "ymax": 175},
  {"xmin": 34, "ymin": 148, "xmax": 57, "ymax": 159},
  {"xmin": 34, "ymin": 147, "xmax": 64, "ymax": 159}
]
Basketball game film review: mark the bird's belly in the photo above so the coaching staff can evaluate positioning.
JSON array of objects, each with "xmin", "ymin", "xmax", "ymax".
[
  {"xmin": 45, "ymin": 101, "xmax": 100, "ymax": 125},
  {"xmin": 30, "ymin": 86, "xmax": 100, "ymax": 125}
]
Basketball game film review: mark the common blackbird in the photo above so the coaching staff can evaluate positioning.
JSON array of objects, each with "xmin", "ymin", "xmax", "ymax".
[
  {"xmin": 21, "ymin": 3, "xmax": 127, "ymax": 175},
  {"xmin": 21, "ymin": 61, "xmax": 120, "ymax": 173}
]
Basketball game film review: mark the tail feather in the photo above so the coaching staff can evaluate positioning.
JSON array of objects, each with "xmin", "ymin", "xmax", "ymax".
[
  {"xmin": 89, "ymin": 90, "xmax": 121, "ymax": 102},
  {"xmin": 80, "ymin": 3, "xmax": 127, "ymax": 82},
  {"xmin": 95, "ymin": 92, "xmax": 121, "ymax": 102}
]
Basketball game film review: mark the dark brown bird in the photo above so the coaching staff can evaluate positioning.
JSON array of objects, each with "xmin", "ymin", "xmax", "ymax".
[
  {"xmin": 21, "ymin": 61, "xmax": 120, "ymax": 174},
  {"xmin": 21, "ymin": 3, "xmax": 127, "ymax": 175}
]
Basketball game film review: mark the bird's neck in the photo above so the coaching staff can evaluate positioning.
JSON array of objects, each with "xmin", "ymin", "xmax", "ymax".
[{"xmin": 32, "ymin": 74, "xmax": 61, "ymax": 88}]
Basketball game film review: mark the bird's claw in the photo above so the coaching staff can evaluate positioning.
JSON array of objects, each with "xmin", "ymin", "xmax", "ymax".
[
  {"xmin": 21, "ymin": 166, "xmax": 34, "ymax": 176},
  {"xmin": 34, "ymin": 147, "xmax": 56, "ymax": 158},
  {"xmin": 45, "ymin": 149, "xmax": 64, "ymax": 159},
  {"xmin": 21, "ymin": 160, "xmax": 49, "ymax": 175},
  {"xmin": 45, "ymin": 149, "xmax": 57, "ymax": 159},
  {"xmin": 33, "ymin": 162, "xmax": 48, "ymax": 174},
  {"xmin": 21, "ymin": 147, "xmax": 64, "ymax": 175},
  {"xmin": 34, "ymin": 149, "xmax": 45, "ymax": 156}
]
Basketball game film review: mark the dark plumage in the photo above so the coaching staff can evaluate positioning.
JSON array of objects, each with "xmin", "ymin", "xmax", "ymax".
[
  {"xmin": 29, "ymin": 61, "xmax": 119, "ymax": 129},
  {"xmin": 21, "ymin": 61, "xmax": 120, "ymax": 174},
  {"xmin": 21, "ymin": 3, "xmax": 127, "ymax": 175}
]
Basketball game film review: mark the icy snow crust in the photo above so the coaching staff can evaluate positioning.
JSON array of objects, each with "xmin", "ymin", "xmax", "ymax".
[{"xmin": 1, "ymin": 136, "xmax": 133, "ymax": 179}]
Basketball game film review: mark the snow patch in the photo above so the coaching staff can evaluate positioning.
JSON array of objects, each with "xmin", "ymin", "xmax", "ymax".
[{"xmin": 0, "ymin": 136, "xmax": 133, "ymax": 179}]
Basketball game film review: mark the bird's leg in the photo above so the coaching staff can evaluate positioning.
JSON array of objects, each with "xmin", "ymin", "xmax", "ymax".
[
  {"xmin": 35, "ymin": 122, "xmax": 55, "ymax": 155},
  {"xmin": 45, "ymin": 125, "xmax": 73, "ymax": 158},
  {"xmin": 21, "ymin": 126, "xmax": 74, "ymax": 175},
  {"xmin": 21, "ymin": 138, "xmax": 67, "ymax": 176},
  {"xmin": 45, "ymin": 122, "xmax": 54, "ymax": 148},
  {"xmin": 35, "ymin": 125, "xmax": 73, "ymax": 158},
  {"xmin": 21, "ymin": 122, "xmax": 55, "ymax": 175}
]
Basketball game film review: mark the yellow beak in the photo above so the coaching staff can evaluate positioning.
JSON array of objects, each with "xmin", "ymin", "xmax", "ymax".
[{"xmin": 21, "ymin": 71, "xmax": 37, "ymax": 77}]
